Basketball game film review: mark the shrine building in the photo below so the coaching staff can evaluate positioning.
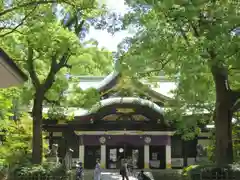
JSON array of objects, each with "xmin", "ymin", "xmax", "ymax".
[
  {"xmin": 0, "ymin": 48, "xmax": 27, "ymax": 88},
  {"xmin": 43, "ymin": 72, "xmax": 211, "ymax": 169}
]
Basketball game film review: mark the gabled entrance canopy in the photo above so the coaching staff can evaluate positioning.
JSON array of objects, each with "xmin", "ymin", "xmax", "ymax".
[
  {"xmin": 0, "ymin": 49, "xmax": 27, "ymax": 88},
  {"xmin": 91, "ymin": 97, "xmax": 164, "ymax": 123}
]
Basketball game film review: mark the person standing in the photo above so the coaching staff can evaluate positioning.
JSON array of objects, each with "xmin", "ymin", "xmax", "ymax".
[
  {"xmin": 94, "ymin": 159, "xmax": 101, "ymax": 180},
  {"xmin": 120, "ymin": 160, "xmax": 129, "ymax": 180},
  {"xmin": 127, "ymin": 157, "xmax": 133, "ymax": 176},
  {"xmin": 76, "ymin": 162, "xmax": 84, "ymax": 180}
]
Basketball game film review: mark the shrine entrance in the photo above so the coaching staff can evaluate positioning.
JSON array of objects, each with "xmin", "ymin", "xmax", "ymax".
[
  {"xmin": 84, "ymin": 145, "xmax": 101, "ymax": 169},
  {"xmin": 106, "ymin": 143, "xmax": 144, "ymax": 169}
]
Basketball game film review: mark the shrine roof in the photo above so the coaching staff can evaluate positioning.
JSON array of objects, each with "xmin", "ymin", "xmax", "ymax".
[
  {"xmin": 0, "ymin": 49, "xmax": 27, "ymax": 87},
  {"xmin": 90, "ymin": 97, "xmax": 164, "ymax": 115},
  {"xmin": 76, "ymin": 71, "xmax": 176, "ymax": 101}
]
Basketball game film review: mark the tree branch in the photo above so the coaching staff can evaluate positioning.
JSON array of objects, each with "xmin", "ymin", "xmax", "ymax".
[
  {"xmin": 177, "ymin": 24, "xmax": 190, "ymax": 46},
  {"xmin": 0, "ymin": 6, "xmax": 37, "ymax": 37},
  {"xmin": 75, "ymin": 20, "xmax": 85, "ymax": 35},
  {"xmin": 138, "ymin": 58, "xmax": 171, "ymax": 76},
  {"xmin": 43, "ymin": 50, "xmax": 71, "ymax": 93},
  {"xmin": 27, "ymin": 44, "xmax": 40, "ymax": 88},
  {"xmin": 231, "ymin": 90, "xmax": 240, "ymax": 112},
  {"xmin": 189, "ymin": 21, "xmax": 200, "ymax": 37},
  {"xmin": 41, "ymin": 11, "xmax": 85, "ymax": 94},
  {"xmin": 44, "ymin": 97, "xmax": 60, "ymax": 106},
  {"xmin": 64, "ymin": 64, "xmax": 72, "ymax": 68},
  {"xmin": 63, "ymin": 11, "xmax": 85, "ymax": 36},
  {"xmin": 138, "ymin": 68, "xmax": 164, "ymax": 76},
  {"xmin": 0, "ymin": 0, "xmax": 75, "ymax": 17}
]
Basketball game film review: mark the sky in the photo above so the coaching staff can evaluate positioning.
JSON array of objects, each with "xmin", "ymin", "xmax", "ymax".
[{"xmin": 87, "ymin": 0, "xmax": 129, "ymax": 51}]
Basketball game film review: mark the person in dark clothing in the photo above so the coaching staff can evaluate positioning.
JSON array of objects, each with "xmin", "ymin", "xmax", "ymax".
[
  {"xmin": 127, "ymin": 158, "xmax": 133, "ymax": 176},
  {"xmin": 120, "ymin": 160, "xmax": 129, "ymax": 180},
  {"xmin": 137, "ymin": 170, "xmax": 151, "ymax": 180},
  {"xmin": 76, "ymin": 162, "xmax": 84, "ymax": 180}
]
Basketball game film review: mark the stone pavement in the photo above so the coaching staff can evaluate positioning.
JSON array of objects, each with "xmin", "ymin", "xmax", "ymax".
[
  {"xmin": 101, "ymin": 171, "xmax": 154, "ymax": 180},
  {"xmin": 75, "ymin": 169, "xmax": 181, "ymax": 180}
]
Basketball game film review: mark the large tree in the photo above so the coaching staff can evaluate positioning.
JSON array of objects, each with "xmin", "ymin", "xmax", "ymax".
[
  {"xmin": 120, "ymin": 0, "xmax": 240, "ymax": 166},
  {"xmin": 1, "ymin": 0, "xmax": 112, "ymax": 164},
  {"xmin": 0, "ymin": 0, "xmax": 97, "ymax": 37}
]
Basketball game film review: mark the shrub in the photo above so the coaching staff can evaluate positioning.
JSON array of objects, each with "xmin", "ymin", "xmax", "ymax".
[
  {"xmin": 10, "ymin": 163, "xmax": 70, "ymax": 180},
  {"xmin": 206, "ymin": 126, "xmax": 240, "ymax": 163},
  {"xmin": 182, "ymin": 164, "xmax": 240, "ymax": 180},
  {"xmin": 0, "ymin": 160, "xmax": 8, "ymax": 180},
  {"xmin": 0, "ymin": 115, "xmax": 51, "ymax": 180}
]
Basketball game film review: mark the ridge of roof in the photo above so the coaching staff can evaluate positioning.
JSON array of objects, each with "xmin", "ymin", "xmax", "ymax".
[{"xmin": 95, "ymin": 71, "xmax": 173, "ymax": 102}]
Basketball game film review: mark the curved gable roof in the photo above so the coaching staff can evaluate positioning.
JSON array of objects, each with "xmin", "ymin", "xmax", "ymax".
[
  {"xmin": 95, "ymin": 71, "xmax": 172, "ymax": 102},
  {"xmin": 96, "ymin": 71, "xmax": 119, "ymax": 92},
  {"xmin": 90, "ymin": 97, "xmax": 164, "ymax": 115}
]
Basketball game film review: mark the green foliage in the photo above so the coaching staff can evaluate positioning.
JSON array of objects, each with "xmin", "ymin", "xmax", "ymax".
[
  {"xmin": 0, "ymin": 87, "xmax": 29, "ymax": 178},
  {"xmin": 0, "ymin": 116, "xmax": 32, "ymax": 170},
  {"xmin": 182, "ymin": 165, "xmax": 202, "ymax": 179},
  {"xmin": 0, "ymin": 0, "xmax": 112, "ymax": 109},
  {"xmin": 121, "ymin": 0, "xmax": 240, "ymax": 140},
  {"xmin": 11, "ymin": 163, "xmax": 69, "ymax": 180},
  {"xmin": 67, "ymin": 87, "xmax": 101, "ymax": 109},
  {"xmin": 182, "ymin": 164, "xmax": 240, "ymax": 180},
  {"xmin": 0, "ymin": 116, "xmax": 32, "ymax": 166},
  {"xmin": 1, "ymin": 0, "xmax": 113, "ymax": 163},
  {"xmin": 0, "ymin": 113, "xmax": 49, "ymax": 175},
  {"xmin": 207, "ymin": 126, "xmax": 240, "ymax": 162}
]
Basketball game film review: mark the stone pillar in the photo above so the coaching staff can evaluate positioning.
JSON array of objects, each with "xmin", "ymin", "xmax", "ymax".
[
  {"xmin": 46, "ymin": 144, "xmax": 59, "ymax": 165},
  {"xmin": 144, "ymin": 145, "xmax": 149, "ymax": 169},
  {"xmin": 100, "ymin": 145, "xmax": 106, "ymax": 169},
  {"xmin": 79, "ymin": 145, "xmax": 84, "ymax": 167},
  {"xmin": 166, "ymin": 145, "xmax": 171, "ymax": 169}
]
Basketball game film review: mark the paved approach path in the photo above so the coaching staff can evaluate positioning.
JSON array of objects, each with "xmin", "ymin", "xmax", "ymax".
[
  {"xmin": 101, "ymin": 172, "xmax": 154, "ymax": 180},
  {"xmin": 79, "ymin": 169, "xmax": 181, "ymax": 180}
]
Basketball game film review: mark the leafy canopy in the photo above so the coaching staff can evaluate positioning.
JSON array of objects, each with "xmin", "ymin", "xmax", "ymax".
[
  {"xmin": 119, "ymin": 0, "xmax": 240, "ymax": 138},
  {"xmin": 0, "ymin": 88, "xmax": 39, "ymax": 167},
  {"xmin": 0, "ymin": 0, "xmax": 113, "ymax": 114}
]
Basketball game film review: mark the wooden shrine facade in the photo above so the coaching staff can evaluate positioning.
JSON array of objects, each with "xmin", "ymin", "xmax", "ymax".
[
  {"xmin": 43, "ymin": 72, "xmax": 211, "ymax": 169},
  {"xmin": 43, "ymin": 97, "xmax": 210, "ymax": 169}
]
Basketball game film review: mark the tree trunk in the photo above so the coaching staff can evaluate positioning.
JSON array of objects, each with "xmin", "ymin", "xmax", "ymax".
[
  {"xmin": 215, "ymin": 103, "xmax": 233, "ymax": 165},
  {"xmin": 32, "ymin": 90, "xmax": 44, "ymax": 164},
  {"xmin": 212, "ymin": 68, "xmax": 233, "ymax": 166}
]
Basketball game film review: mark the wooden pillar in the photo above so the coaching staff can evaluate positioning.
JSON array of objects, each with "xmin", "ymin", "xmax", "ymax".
[
  {"xmin": 166, "ymin": 145, "xmax": 171, "ymax": 169},
  {"xmin": 100, "ymin": 145, "xmax": 106, "ymax": 168},
  {"xmin": 144, "ymin": 145, "xmax": 149, "ymax": 169},
  {"xmin": 79, "ymin": 135, "xmax": 84, "ymax": 167}
]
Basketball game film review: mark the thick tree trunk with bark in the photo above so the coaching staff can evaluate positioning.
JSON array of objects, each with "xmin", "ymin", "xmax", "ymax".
[
  {"xmin": 215, "ymin": 98, "xmax": 233, "ymax": 165},
  {"xmin": 212, "ymin": 67, "xmax": 233, "ymax": 166},
  {"xmin": 26, "ymin": 13, "xmax": 83, "ymax": 165},
  {"xmin": 32, "ymin": 90, "xmax": 44, "ymax": 164}
]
